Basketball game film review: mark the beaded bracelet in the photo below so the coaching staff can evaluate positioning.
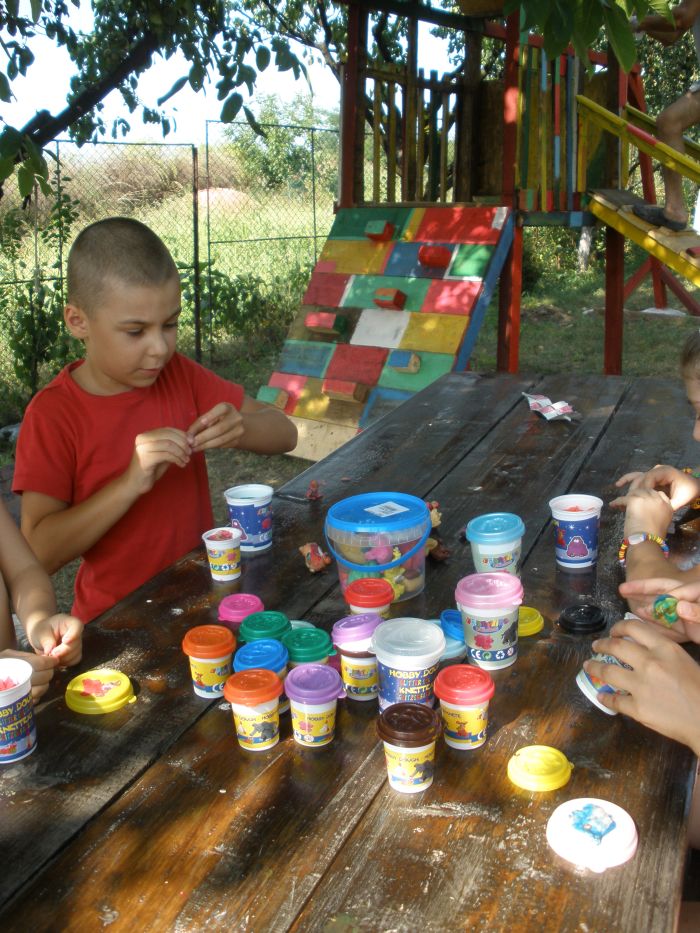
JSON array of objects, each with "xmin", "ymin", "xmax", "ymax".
[{"xmin": 618, "ymin": 532, "xmax": 669, "ymax": 567}]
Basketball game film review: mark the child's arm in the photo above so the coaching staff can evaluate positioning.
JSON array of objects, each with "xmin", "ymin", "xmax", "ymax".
[
  {"xmin": 0, "ymin": 649, "xmax": 58, "ymax": 702},
  {"xmin": 0, "ymin": 501, "xmax": 82, "ymax": 679},
  {"xmin": 188, "ymin": 397, "xmax": 297, "ymax": 455},
  {"xmin": 584, "ymin": 618, "xmax": 700, "ymax": 756},
  {"xmin": 21, "ymin": 426, "xmax": 193, "ymax": 574},
  {"xmin": 612, "ymin": 465, "xmax": 700, "ymax": 510}
]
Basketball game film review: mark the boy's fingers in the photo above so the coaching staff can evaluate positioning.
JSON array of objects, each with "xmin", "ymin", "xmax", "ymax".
[{"xmin": 615, "ymin": 471, "xmax": 643, "ymax": 488}]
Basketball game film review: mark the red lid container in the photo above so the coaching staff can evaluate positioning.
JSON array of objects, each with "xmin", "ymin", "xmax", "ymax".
[
  {"xmin": 345, "ymin": 578, "xmax": 395, "ymax": 609},
  {"xmin": 434, "ymin": 664, "xmax": 495, "ymax": 706},
  {"xmin": 182, "ymin": 624, "xmax": 236, "ymax": 659}
]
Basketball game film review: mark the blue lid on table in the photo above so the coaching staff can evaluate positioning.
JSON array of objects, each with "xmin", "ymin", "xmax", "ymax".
[
  {"xmin": 466, "ymin": 512, "xmax": 525, "ymax": 544},
  {"xmin": 233, "ymin": 638, "xmax": 289, "ymax": 673}
]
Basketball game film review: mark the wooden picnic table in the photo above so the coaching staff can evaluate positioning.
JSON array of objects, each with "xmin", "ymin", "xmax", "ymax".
[{"xmin": 1, "ymin": 371, "xmax": 698, "ymax": 932}]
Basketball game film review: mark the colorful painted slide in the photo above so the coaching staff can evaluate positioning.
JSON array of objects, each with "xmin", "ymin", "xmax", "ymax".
[{"xmin": 258, "ymin": 204, "xmax": 514, "ymax": 460}]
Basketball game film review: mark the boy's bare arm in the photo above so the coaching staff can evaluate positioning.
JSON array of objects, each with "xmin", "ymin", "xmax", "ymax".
[
  {"xmin": 21, "ymin": 426, "xmax": 193, "ymax": 575},
  {"xmin": 188, "ymin": 397, "xmax": 298, "ymax": 455},
  {"xmin": 640, "ymin": 0, "xmax": 700, "ymax": 38}
]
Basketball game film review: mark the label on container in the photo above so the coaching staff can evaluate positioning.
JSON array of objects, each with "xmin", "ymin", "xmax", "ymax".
[
  {"xmin": 340, "ymin": 655, "xmax": 378, "ymax": 699},
  {"xmin": 208, "ymin": 547, "xmax": 241, "ymax": 578},
  {"xmin": 383, "ymin": 742, "xmax": 435, "ymax": 792},
  {"xmin": 227, "ymin": 502, "xmax": 273, "ymax": 550},
  {"xmin": 473, "ymin": 545, "xmax": 521, "ymax": 574},
  {"xmin": 463, "ymin": 612, "xmax": 518, "ymax": 666},
  {"xmin": 290, "ymin": 705, "xmax": 336, "ymax": 746},
  {"xmin": 364, "ymin": 501, "xmax": 410, "ymax": 518},
  {"xmin": 189, "ymin": 657, "xmax": 232, "ymax": 695},
  {"xmin": 377, "ymin": 660, "xmax": 440, "ymax": 710},
  {"xmin": 553, "ymin": 514, "xmax": 599, "ymax": 567},
  {"xmin": 579, "ymin": 653, "xmax": 631, "ymax": 696},
  {"xmin": 0, "ymin": 691, "xmax": 37, "ymax": 763},
  {"xmin": 232, "ymin": 707, "xmax": 279, "ymax": 750},
  {"xmin": 440, "ymin": 704, "xmax": 488, "ymax": 748}
]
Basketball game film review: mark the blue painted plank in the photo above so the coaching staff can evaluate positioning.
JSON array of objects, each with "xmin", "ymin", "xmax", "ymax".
[
  {"xmin": 277, "ymin": 340, "xmax": 335, "ymax": 378},
  {"xmin": 358, "ymin": 387, "xmax": 414, "ymax": 429}
]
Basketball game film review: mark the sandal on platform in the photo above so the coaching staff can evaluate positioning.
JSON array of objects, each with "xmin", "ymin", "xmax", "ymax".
[{"xmin": 632, "ymin": 204, "xmax": 686, "ymax": 232}]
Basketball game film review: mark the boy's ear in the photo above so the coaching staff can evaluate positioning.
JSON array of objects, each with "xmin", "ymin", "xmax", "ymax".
[{"xmin": 64, "ymin": 303, "xmax": 90, "ymax": 339}]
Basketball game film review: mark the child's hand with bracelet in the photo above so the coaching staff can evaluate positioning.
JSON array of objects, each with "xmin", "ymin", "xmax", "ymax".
[
  {"xmin": 612, "ymin": 464, "xmax": 700, "ymax": 510},
  {"xmin": 621, "ymin": 488, "xmax": 674, "ymax": 539}
]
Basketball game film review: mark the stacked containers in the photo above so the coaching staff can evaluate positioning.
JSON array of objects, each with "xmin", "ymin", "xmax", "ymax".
[
  {"xmin": 325, "ymin": 493, "xmax": 432, "ymax": 602},
  {"xmin": 234, "ymin": 638, "xmax": 290, "ymax": 713}
]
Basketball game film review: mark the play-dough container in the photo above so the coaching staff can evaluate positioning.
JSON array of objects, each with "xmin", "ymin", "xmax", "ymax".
[
  {"xmin": 325, "ymin": 492, "xmax": 432, "ymax": 602},
  {"xmin": 507, "ymin": 745, "xmax": 573, "ymax": 792},
  {"xmin": 576, "ymin": 649, "xmax": 631, "ymax": 716},
  {"xmin": 455, "ymin": 572, "xmax": 523, "ymax": 670},
  {"xmin": 371, "ymin": 618, "xmax": 445, "ymax": 711},
  {"xmin": 65, "ymin": 668, "xmax": 136, "ymax": 714},
  {"xmin": 332, "ymin": 612, "xmax": 383, "ymax": 701},
  {"xmin": 344, "ymin": 577, "xmax": 395, "ymax": 617},
  {"xmin": 433, "ymin": 665, "xmax": 495, "ymax": 749},
  {"xmin": 377, "ymin": 702, "xmax": 442, "ymax": 793},
  {"xmin": 224, "ymin": 669, "xmax": 282, "ymax": 751},
  {"xmin": 284, "ymin": 664, "xmax": 345, "ymax": 747},
  {"xmin": 224, "ymin": 483, "xmax": 273, "ymax": 552},
  {"xmin": 238, "ymin": 611, "xmax": 291, "ymax": 644},
  {"xmin": 234, "ymin": 637, "xmax": 290, "ymax": 713},
  {"xmin": 282, "ymin": 627, "xmax": 333, "ymax": 667},
  {"xmin": 546, "ymin": 798, "xmax": 638, "ymax": 873},
  {"xmin": 218, "ymin": 593, "xmax": 264, "ymax": 632},
  {"xmin": 549, "ymin": 494, "xmax": 604, "ymax": 569},
  {"xmin": 182, "ymin": 624, "xmax": 236, "ymax": 698},
  {"xmin": 202, "ymin": 527, "xmax": 242, "ymax": 581},
  {"xmin": 0, "ymin": 658, "xmax": 36, "ymax": 763},
  {"xmin": 466, "ymin": 512, "xmax": 525, "ymax": 575}
]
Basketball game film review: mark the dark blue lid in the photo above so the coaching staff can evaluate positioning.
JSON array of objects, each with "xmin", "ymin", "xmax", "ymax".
[{"xmin": 233, "ymin": 638, "xmax": 288, "ymax": 673}]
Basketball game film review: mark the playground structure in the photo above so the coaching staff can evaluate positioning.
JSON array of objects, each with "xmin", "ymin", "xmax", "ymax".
[{"xmin": 259, "ymin": 2, "xmax": 700, "ymax": 460}]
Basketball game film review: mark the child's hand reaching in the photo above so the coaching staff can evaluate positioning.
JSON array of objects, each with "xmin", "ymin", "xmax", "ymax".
[
  {"xmin": 611, "ymin": 464, "xmax": 700, "ymax": 510},
  {"xmin": 188, "ymin": 403, "xmax": 245, "ymax": 452},
  {"xmin": 584, "ymin": 618, "xmax": 700, "ymax": 756},
  {"xmin": 28, "ymin": 613, "xmax": 83, "ymax": 666}
]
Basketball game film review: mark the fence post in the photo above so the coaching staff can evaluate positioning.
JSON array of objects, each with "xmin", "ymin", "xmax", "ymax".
[
  {"xmin": 311, "ymin": 128, "xmax": 318, "ymax": 264},
  {"xmin": 192, "ymin": 144, "xmax": 201, "ymax": 363},
  {"xmin": 55, "ymin": 140, "xmax": 65, "ymax": 300}
]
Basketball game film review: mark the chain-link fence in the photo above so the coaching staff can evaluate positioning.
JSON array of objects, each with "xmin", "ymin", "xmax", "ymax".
[{"xmin": 0, "ymin": 121, "xmax": 340, "ymax": 423}]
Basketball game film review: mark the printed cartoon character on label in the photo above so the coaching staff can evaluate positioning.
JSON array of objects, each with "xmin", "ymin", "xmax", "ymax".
[
  {"xmin": 501, "ymin": 623, "xmax": 517, "ymax": 646},
  {"xmin": 474, "ymin": 617, "xmax": 506, "ymax": 635},
  {"xmin": 570, "ymin": 803, "xmax": 616, "ymax": 844},
  {"xmin": 412, "ymin": 760, "xmax": 434, "ymax": 783},
  {"xmin": 80, "ymin": 677, "xmax": 121, "ymax": 697},
  {"xmin": 474, "ymin": 634, "xmax": 493, "ymax": 649},
  {"xmin": 566, "ymin": 536, "xmax": 589, "ymax": 559},
  {"xmin": 230, "ymin": 519, "xmax": 249, "ymax": 541},
  {"xmin": 250, "ymin": 721, "xmax": 277, "ymax": 741}
]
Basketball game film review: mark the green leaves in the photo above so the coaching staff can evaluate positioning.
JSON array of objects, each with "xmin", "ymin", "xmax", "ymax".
[
  {"xmin": 157, "ymin": 75, "xmax": 188, "ymax": 106},
  {"xmin": 256, "ymin": 46, "xmax": 270, "ymax": 72},
  {"xmin": 0, "ymin": 73, "xmax": 12, "ymax": 103},
  {"xmin": 603, "ymin": 2, "xmax": 638, "ymax": 73},
  {"xmin": 220, "ymin": 91, "xmax": 243, "ymax": 123}
]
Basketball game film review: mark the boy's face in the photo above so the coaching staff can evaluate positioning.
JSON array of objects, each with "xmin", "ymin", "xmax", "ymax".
[
  {"xmin": 66, "ymin": 276, "xmax": 181, "ymax": 395},
  {"xmin": 684, "ymin": 374, "xmax": 700, "ymax": 442}
]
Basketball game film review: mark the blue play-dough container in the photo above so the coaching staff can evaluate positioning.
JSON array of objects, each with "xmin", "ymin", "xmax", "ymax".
[
  {"xmin": 234, "ymin": 638, "xmax": 290, "ymax": 714},
  {"xmin": 325, "ymin": 492, "xmax": 431, "ymax": 603},
  {"xmin": 466, "ymin": 512, "xmax": 525, "ymax": 576}
]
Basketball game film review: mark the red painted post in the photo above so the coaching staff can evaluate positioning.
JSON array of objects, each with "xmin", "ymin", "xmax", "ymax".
[
  {"xmin": 497, "ymin": 223, "xmax": 522, "ymax": 373},
  {"xmin": 501, "ymin": 11, "xmax": 519, "ymax": 201},
  {"xmin": 604, "ymin": 225, "xmax": 624, "ymax": 375}
]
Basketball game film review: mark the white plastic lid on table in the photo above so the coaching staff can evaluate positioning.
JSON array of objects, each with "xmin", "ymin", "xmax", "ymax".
[{"xmin": 546, "ymin": 798, "xmax": 638, "ymax": 873}]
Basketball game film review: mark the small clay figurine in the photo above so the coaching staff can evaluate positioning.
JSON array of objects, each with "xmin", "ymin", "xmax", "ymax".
[
  {"xmin": 299, "ymin": 542, "xmax": 332, "ymax": 573},
  {"xmin": 652, "ymin": 594, "xmax": 679, "ymax": 627},
  {"xmin": 305, "ymin": 479, "xmax": 323, "ymax": 501}
]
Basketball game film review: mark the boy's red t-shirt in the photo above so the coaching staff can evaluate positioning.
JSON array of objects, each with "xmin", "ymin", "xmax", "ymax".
[{"xmin": 13, "ymin": 353, "xmax": 244, "ymax": 623}]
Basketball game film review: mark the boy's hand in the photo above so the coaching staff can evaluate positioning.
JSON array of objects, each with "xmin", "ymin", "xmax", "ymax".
[
  {"xmin": 188, "ymin": 403, "xmax": 244, "ymax": 452},
  {"xmin": 620, "ymin": 577, "xmax": 700, "ymax": 643},
  {"xmin": 584, "ymin": 618, "xmax": 700, "ymax": 755},
  {"xmin": 612, "ymin": 465, "xmax": 699, "ymax": 510},
  {"xmin": 127, "ymin": 428, "xmax": 192, "ymax": 495},
  {"xmin": 28, "ymin": 613, "xmax": 84, "ymax": 666},
  {"xmin": 619, "ymin": 488, "xmax": 673, "ymax": 538},
  {"xmin": 1, "ymin": 649, "xmax": 57, "ymax": 702}
]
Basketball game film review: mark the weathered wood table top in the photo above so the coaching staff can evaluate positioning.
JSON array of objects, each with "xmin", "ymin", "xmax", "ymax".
[{"xmin": 1, "ymin": 372, "xmax": 697, "ymax": 933}]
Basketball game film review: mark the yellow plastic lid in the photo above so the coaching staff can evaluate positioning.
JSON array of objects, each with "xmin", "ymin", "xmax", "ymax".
[
  {"xmin": 518, "ymin": 606, "xmax": 544, "ymax": 637},
  {"xmin": 507, "ymin": 745, "xmax": 573, "ymax": 792},
  {"xmin": 65, "ymin": 669, "xmax": 136, "ymax": 715}
]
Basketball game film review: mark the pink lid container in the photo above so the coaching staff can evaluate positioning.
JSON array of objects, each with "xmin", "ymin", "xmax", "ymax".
[
  {"xmin": 218, "ymin": 593, "xmax": 265, "ymax": 630},
  {"xmin": 455, "ymin": 572, "xmax": 524, "ymax": 610}
]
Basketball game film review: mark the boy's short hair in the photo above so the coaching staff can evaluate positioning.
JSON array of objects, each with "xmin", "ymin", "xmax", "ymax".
[
  {"xmin": 67, "ymin": 217, "xmax": 178, "ymax": 314},
  {"xmin": 681, "ymin": 330, "xmax": 700, "ymax": 379}
]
